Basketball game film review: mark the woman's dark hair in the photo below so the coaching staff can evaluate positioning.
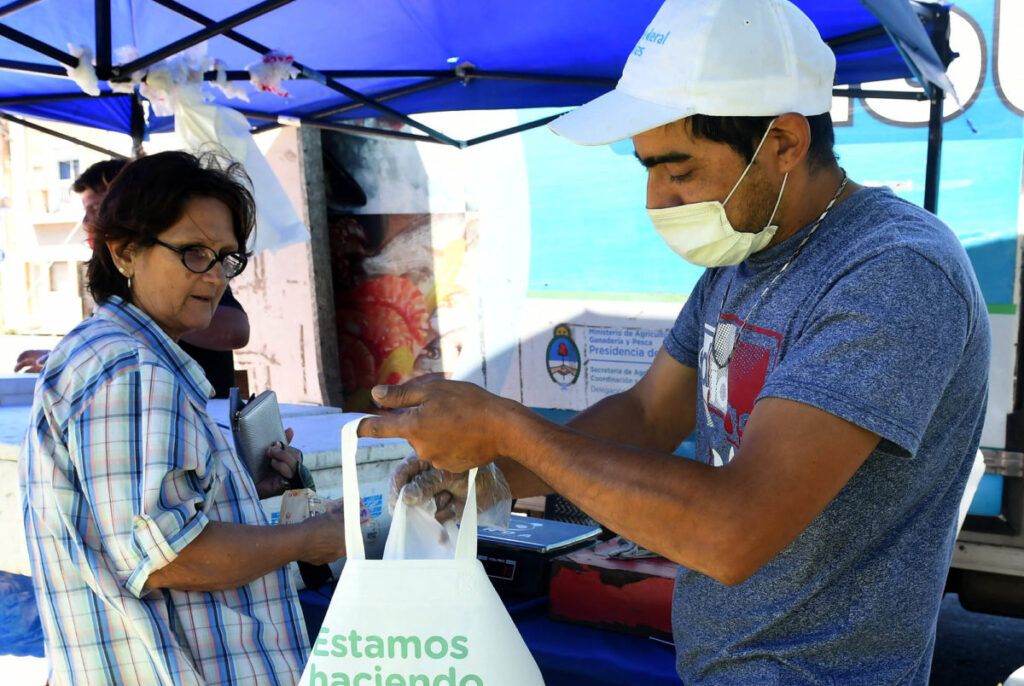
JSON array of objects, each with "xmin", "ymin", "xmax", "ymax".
[
  {"xmin": 687, "ymin": 112, "xmax": 837, "ymax": 171},
  {"xmin": 87, "ymin": 151, "xmax": 256, "ymax": 303}
]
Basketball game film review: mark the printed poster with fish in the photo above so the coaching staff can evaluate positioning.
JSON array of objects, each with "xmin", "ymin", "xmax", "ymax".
[{"xmin": 329, "ymin": 212, "xmax": 478, "ymax": 411}]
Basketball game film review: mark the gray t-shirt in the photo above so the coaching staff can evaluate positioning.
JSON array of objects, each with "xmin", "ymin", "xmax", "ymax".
[{"xmin": 664, "ymin": 186, "xmax": 990, "ymax": 685}]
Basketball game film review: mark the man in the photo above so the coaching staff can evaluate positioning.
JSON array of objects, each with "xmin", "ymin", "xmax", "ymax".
[
  {"xmin": 362, "ymin": 0, "xmax": 991, "ymax": 683},
  {"xmin": 15, "ymin": 158, "xmax": 250, "ymax": 399}
]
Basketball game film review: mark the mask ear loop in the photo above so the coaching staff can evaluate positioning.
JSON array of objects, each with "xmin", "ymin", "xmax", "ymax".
[
  {"xmin": 764, "ymin": 171, "xmax": 789, "ymax": 228},
  {"xmin": 723, "ymin": 117, "xmax": 778, "ymax": 207}
]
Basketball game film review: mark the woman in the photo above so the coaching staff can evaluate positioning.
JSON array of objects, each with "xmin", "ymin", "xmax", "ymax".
[{"xmin": 19, "ymin": 151, "xmax": 346, "ymax": 685}]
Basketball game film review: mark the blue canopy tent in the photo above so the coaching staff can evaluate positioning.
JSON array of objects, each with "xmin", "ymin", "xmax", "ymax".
[
  {"xmin": 0, "ymin": 0, "xmax": 953, "ymax": 208},
  {"xmin": 0, "ymin": 2, "xmax": 976, "ymax": 674}
]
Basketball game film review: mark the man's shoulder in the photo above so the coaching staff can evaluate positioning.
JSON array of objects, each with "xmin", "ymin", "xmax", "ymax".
[
  {"xmin": 824, "ymin": 187, "xmax": 977, "ymax": 288},
  {"xmin": 840, "ymin": 187, "xmax": 959, "ymax": 250}
]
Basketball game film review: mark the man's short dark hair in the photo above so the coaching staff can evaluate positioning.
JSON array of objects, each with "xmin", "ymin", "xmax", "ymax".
[
  {"xmin": 87, "ymin": 151, "xmax": 256, "ymax": 303},
  {"xmin": 71, "ymin": 158, "xmax": 129, "ymax": 194},
  {"xmin": 687, "ymin": 113, "xmax": 836, "ymax": 171}
]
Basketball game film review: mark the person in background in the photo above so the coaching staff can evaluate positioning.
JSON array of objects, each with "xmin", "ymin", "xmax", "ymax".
[
  {"xmin": 20, "ymin": 151, "xmax": 346, "ymax": 685},
  {"xmin": 15, "ymin": 158, "xmax": 250, "ymax": 399},
  {"xmin": 363, "ymin": 0, "xmax": 991, "ymax": 683},
  {"xmin": 177, "ymin": 285, "xmax": 249, "ymax": 398}
]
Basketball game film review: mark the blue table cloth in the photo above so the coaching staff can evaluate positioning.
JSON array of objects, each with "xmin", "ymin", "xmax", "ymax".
[
  {"xmin": 3, "ymin": 570, "xmax": 680, "ymax": 684},
  {"xmin": 299, "ymin": 587, "xmax": 679, "ymax": 685},
  {"xmin": 0, "ymin": 572, "xmax": 44, "ymax": 658}
]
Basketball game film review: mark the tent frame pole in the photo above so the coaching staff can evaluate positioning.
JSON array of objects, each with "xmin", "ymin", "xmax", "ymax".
[
  {"xmin": 257, "ymin": 85, "xmax": 928, "ymax": 145},
  {"xmin": 95, "ymin": 0, "xmax": 111, "ymax": 74},
  {"xmin": 0, "ymin": 59, "xmax": 67, "ymax": 76},
  {"xmin": 297, "ymin": 66, "xmax": 463, "ymax": 146},
  {"xmin": 148, "ymin": 0, "xmax": 462, "ymax": 147},
  {"xmin": 825, "ymin": 25, "xmax": 887, "ymax": 49},
  {"xmin": 307, "ymin": 68, "xmax": 618, "ymax": 89},
  {"xmin": 838, "ymin": 88, "xmax": 927, "ymax": 101},
  {"xmin": 149, "ymin": 0, "xmax": 278, "ymax": 54},
  {"xmin": 251, "ymin": 76, "xmax": 461, "ymax": 135},
  {"xmin": 922, "ymin": 2, "xmax": 951, "ymax": 216},
  {"xmin": 0, "ymin": 90, "xmax": 125, "ymax": 105},
  {"xmin": 0, "ymin": 111, "xmax": 127, "ymax": 158},
  {"xmin": 112, "ymin": 0, "xmax": 297, "ymax": 78},
  {"xmin": 305, "ymin": 77, "xmax": 461, "ymax": 119},
  {"xmin": 0, "ymin": 22, "xmax": 78, "ymax": 66},
  {"xmin": 923, "ymin": 88, "xmax": 943, "ymax": 214},
  {"xmin": 166, "ymin": 67, "xmax": 936, "ymax": 100},
  {"xmin": 130, "ymin": 90, "xmax": 146, "ymax": 157},
  {"xmin": 0, "ymin": 0, "xmax": 44, "ymax": 18},
  {"xmin": 291, "ymin": 120, "xmax": 442, "ymax": 144},
  {"xmin": 236, "ymin": 109, "xmax": 442, "ymax": 144},
  {"xmin": 465, "ymin": 113, "xmax": 564, "ymax": 147}
]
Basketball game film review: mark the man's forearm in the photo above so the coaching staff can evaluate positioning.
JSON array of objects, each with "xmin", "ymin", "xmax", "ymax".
[
  {"xmin": 494, "ymin": 396, "xmax": 878, "ymax": 585},
  {"xmin": 504, "ymin": 416, "xmax": 725, "ymax": 569},
  {"xmin": 498, "ymin": 405, "xmax": 730, "ymax": 575},
  {"xmin": 567, "ymin": 389, "xmax": 680, "ymax": 451},
  {"xmin": 498, "ymin": 389, "xmax": 675, "ymax": 499}
]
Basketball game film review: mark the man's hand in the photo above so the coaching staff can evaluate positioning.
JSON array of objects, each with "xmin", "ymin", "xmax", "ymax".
[
  {"xmin": 388, "ymin": 455, "xmax": 512, "ymax": 524},
  {"xmin": 359, "ymin": 378, "xmax": 521, "ymax": 472},
  {"xmin": 389, "ymin": 455, "xmax": 451, "ymax": 513},
  {"xmin": 14, "ymin": 349, "xmax": 49, "ymax": 373}
]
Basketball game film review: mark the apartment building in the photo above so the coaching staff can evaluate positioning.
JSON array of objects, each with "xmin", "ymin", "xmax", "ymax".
[{"xmin": 1, "ymin": 120, "xmax": 124, "ymax": 333}]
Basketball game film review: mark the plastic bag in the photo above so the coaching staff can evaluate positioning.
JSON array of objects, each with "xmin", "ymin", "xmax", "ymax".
[
  {"xmin": 175, "ymin": 101, "xmax": 310, "ymax": 255},
  {"xmin": 382, "ymin": 487, "xmax": 459, "ymax": 560},
  {"xmin": 388, "ymin": 457, "xmax": 513, "ymax": 529}
]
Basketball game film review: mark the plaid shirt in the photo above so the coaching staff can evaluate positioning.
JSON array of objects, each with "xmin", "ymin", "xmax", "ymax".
[{"xmin": 20, "ymin": 296, "xmax": 309, "ymax": 685}]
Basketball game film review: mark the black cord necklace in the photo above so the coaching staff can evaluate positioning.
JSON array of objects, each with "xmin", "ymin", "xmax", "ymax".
[{"xmin": 711, "ymin": 170, "xmax": 849, "ymax": 368}]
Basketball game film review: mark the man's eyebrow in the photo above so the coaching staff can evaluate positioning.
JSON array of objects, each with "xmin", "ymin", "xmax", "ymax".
[{"xmin": 634, "ymin": 151, "xmax": 693, "ymax": 169}]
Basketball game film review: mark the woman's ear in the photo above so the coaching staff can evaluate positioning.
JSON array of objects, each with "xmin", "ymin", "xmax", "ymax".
[
  {"xmin": 106, "ymin": 239, "xmax": 135, "ymax": 276},
  {"xmin": 770, "ymin": 113, "xmax": 812, "ymax": 174}
]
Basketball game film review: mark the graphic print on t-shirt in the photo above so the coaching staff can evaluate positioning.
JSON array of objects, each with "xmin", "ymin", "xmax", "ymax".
[{"xmin": 699, "ymin": 314, "xmax": 782, "ymax": 462}]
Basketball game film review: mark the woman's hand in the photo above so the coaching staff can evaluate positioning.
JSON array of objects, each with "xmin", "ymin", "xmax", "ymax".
[
  {"xmin": 255, "ymin": 427, "xmax": 304, "ymax": 498},
  {"xmin": 297, "ymin": 499, "xmax": 349, "ymax": 565}
]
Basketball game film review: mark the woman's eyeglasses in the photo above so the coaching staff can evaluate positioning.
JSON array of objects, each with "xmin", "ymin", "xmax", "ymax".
[{"xmin": 153, "ymin": 239, "xmax": 248, "ymax": 279}]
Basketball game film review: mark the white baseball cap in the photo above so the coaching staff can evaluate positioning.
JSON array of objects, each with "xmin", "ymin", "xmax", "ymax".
[{"xmin": 550, "ymin": 0, "xmax": 836, "ymax": 145}]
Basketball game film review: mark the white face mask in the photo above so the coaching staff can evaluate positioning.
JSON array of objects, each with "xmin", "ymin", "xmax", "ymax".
[{"xmin": 647, "ymin": 120, "xmax": 788, "ymax": 268}]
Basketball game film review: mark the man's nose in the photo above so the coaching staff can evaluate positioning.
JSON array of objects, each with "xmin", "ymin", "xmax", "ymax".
[{"xmin": 646, "ymin": 174, "xmax": 685, "ymax": 211}]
